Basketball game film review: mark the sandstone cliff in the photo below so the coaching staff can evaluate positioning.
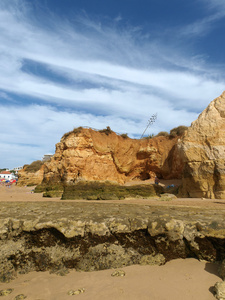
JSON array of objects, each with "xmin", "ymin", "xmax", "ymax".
[
  {"xmin": 41, "ymin": 127, "xmax": 183, "ymax": 185},
  {"xmin": 17, "ymin": 165, "xmax": 44, "ymax": 186},
  {"xmin": 178, "ymin": 91, "xmax": 225, "ymax": 199}
]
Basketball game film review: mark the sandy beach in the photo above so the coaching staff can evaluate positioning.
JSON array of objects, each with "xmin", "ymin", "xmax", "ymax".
[
  {"xmin": 0, "ymin": 184, "xmax": 223, "ymax": 300},
  {"xmin": 1, "ymin": 183, "xmax": 225, "ymax": 208},
  {"xmin": 0, "ymin": 259, "xmax": 220, "ymax": 300}
]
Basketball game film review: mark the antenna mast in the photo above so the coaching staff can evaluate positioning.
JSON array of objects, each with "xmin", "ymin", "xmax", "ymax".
[{"xmin": 141, "ymin": 113, "xmax": 157, "ymax": 139}]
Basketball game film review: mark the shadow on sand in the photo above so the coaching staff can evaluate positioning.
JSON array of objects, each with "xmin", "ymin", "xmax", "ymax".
[{"xmin": 205, "ymin": 262, "xmax": 220, "ymax": 297}]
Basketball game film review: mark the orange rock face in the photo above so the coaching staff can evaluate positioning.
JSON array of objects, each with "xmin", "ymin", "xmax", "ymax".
[
  {"xmin": 17, "ymin": 166, "xmax": 44, "ymax": 186},
  {"xmin": 42, "ymin": 128, "xmax": 183, "ymax": 185}
]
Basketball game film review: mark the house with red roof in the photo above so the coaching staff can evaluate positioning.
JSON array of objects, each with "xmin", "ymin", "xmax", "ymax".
[{"xmin": 0, "ymin": 171, "xmax": 15, "ymax": 181}]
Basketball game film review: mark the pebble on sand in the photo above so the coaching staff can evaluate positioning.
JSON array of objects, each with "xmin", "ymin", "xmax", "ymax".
[
  {"xmin": 0, "ymin": 288, "xmax": 13, "ymax": 296},
  {"xmin": 67, "ymin": 288, "xmax": 85, "ymax": 296},
  {"xmin": 111, "ymin": 270, "xmax": 126, "ymax": 277}
]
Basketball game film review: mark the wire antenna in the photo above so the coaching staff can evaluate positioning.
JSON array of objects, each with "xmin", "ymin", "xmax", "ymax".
[{"xmin": 141, "ymin": 113, "xmax": 157, "ymax": 139}]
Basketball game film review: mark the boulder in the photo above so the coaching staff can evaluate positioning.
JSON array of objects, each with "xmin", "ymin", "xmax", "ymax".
[
  {"xmin": 178, "ymin": 92, "xmax": 225, "ymax": 199},
  {"xmin": 158, "ymin": 193, "xmax": 177, "ymax": 201},
  {"xmin": 214, "ymin": 281, "xmax": 225, "ymax": 300}
]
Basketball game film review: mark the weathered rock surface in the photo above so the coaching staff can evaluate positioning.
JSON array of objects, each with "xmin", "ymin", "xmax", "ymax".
[
  {"xmin": 214, "ymin": 281, "xmax": 225, "ymax": 300},
  {"xmin": 0, "ymin": 201, "xmax": 224, "ymax": 282},
  {"xmin": 41, "ymin": 128, "xmax": 183, "ymax": 185},
  {"xmin": 219, "ymin": 260, "xmax": 225, "ymax": 280},
  {"xmin": 178, "ymin": 92, "xmax": 225, "ymax": 199},
  {"xmin": 17, "ymin": 167, "xmax": 44, "ymax": 187},
  {"xmin": 67, "ymin": 288, "xmax": 85, "ymax": 296}
]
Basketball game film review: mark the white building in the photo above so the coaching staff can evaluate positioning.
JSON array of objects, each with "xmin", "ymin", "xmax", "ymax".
[
  {"xmin": 42, "ymin": 154, "xmax": 53, "ymax": 162},
  {"xmin": 13, "ymin": 167, "xmax": 23, "ymax": 174},
  {"xmin": 0, "ymin": 171, "xmax": 16, "ymax": 181}
]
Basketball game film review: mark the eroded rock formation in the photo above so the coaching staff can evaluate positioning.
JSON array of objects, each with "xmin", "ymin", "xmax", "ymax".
[
  {"xmin": 41, "ymin": 128, "xmax": 183, "ymax": 185},
  {"xmin": 0, "ymin": 202, "xmax": 224, "ymax": 282},
  {"xmin": 17, "ymin": 166, "xmax": 44, "ymax": 187},
  {"xmin": 178, "ymin": 92, "xmax": 225, "ymax": 199}
]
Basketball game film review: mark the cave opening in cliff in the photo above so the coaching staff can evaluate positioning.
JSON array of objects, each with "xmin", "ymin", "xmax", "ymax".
[{"xmin": 139, "ymin": 171, "xmax": 151, "ymax": 180}]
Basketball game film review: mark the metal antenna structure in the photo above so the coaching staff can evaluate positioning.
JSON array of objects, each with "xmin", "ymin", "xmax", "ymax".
[{"xmin": 141, "ymin": 113, "xmax": 157, "ymax": 139}]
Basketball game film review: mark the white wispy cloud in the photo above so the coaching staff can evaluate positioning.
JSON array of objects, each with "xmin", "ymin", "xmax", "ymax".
[
  {"xmin": 180, "ymin": 11, "xmax": 225, "ymax": 37},
  {"xmin": 200, "ymin": 0, "xmax": 225, "ymax": 10},
  {"xmin": 180, "ymin": 0, "xmax": 225, "ymax": 37},
  {"xmin": 0, "ymin": 0, "xmax": 224, "ymax": 168},
  {"xmin": 0, "ymin": 103, "xmax": 198, "ymax": 169}
]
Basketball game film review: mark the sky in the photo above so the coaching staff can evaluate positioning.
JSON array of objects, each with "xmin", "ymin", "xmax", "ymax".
[{"xmin": 1, "ymin": 0, "xmax": 225, "ymax": 169}]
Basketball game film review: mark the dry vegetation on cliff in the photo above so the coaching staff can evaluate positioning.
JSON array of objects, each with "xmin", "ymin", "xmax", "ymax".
[
  {"xmin": 141, "ymin": 125, "xmax": 188, "ymax": 140},
  {"xmin": 98, "ymin": 126, "xmax": 113, "ymax": 135},
  {"xmin": 23, "ymin": 160, "xmax": 44, "ymax": 173},
  {"xmin": 169, "ymin": 125, "xmax": 188, "ymax": 138},
  {"xmin": 61, "ymin": 126, "xmax": 84, "ymax": 141}
]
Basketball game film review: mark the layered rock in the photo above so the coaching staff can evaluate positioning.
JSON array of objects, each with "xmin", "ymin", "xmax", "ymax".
[
  {"xmin": 178, "ymin": 92, "xmax": 225, "ymax": 199},
  {"xmin": 42, "ymin": 128, "xmax": 183, "ymax": 185},
  {"xmin": 0, "ymin": 201, "xmax": 224, "ymax": 282}
]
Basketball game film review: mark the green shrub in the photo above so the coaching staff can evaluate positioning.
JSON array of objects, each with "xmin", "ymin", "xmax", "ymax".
[
  {"xmin": 98, "ymin": 126, "xmax": 113, "ymax": 135},
  {"xmin": 24, "ymin": 160, "xmax": 44, "ymax": 173},
  {"xmin": 169, "ymin": 126, "xmax": 188, "ymax": 138},
  {"xmin": 156, "ymin": 131, "xmax": 169, "ymax": 137},
  {"xmin": 61, "ymin": 127, "xmax": 83, "ymax": 140},
  {"xmin": 120, "ymin": 133, "xmax": 129, "ymax": 139},
  {"xmin": 142, "ymin": 134, "xmax": 155, "ymax": 139}
]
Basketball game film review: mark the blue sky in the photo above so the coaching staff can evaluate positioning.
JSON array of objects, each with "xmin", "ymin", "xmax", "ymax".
[{"xmin": 1, "ymin": 0, "xmax": 225, "ymax": 169}]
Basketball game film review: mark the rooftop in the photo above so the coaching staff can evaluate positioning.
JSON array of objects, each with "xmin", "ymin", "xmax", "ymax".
[{"xmin": 0, "ymin": 171, "xmax": 11, "ymax": 174}]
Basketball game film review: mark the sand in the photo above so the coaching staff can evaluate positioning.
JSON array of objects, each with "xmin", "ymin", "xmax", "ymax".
[
  {"xmin": 0, "ymin": 259, "xmax": 220, "ymax": 300},
  {"xmin": 0, "ymin": 184, "xmax": 223, "ymax": 299},
  {"xmin": 1, "ymin": 184, "xmax": 225, "ymax": 209}
]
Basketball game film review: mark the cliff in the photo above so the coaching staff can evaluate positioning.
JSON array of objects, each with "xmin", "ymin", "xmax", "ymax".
[
  {"xmin": 178, "ymin": 92, "xmax": 225, "ymax": 199},
  {"xmin": 41, "ymin": 128, "xmax": 183, "ymax": 185}
]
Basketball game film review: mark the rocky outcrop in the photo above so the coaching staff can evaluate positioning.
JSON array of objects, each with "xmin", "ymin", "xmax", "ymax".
[
  {"xmin": 178, "ymin": 92, "xmax": 225, "ymax": 199},
  {"xmin": 17, "ymin": 166, "xmax": 44, "ymax": 186},
  {"xmin": 41, "ymin": 128, "xmax": 183, "ymax": 185},
  {"xmin": 214, "ymin": 281, "xmax": 225, "ymax": 300},
  {"xmin": 0, "ymin": 201, "xmax": 224, "ymax": 282}
]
